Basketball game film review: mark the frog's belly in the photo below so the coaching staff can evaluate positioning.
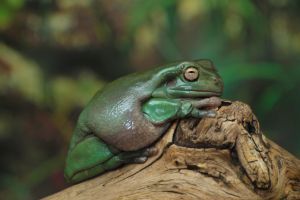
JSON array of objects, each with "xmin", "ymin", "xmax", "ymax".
[{"xmin": 97, "ymin": 108, "xmax": 170, "ymax": 151}]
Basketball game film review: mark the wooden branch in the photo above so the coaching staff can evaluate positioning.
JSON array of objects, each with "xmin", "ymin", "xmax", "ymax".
[{"xmin": 44, "ymin": 101, "xmax": 300, "ymax": 200}]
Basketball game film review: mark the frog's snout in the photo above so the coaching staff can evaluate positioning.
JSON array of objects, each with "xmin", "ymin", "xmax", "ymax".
[{"xmin": 212, "ymin": 76, "xmax": 224, "ymax": 95}]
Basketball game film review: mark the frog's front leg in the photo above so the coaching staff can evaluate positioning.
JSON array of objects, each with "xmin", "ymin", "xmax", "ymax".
[
  {"xmin": 142, "ymin": 97, "xmax": 221, "ymax": 124},
  {"xmin": 144, "ymin": 65, "xmax": 184, "ymax": 92},
  {"xmin": 182, "ymin": 97, "xmax": 221, "ymax": 118}
]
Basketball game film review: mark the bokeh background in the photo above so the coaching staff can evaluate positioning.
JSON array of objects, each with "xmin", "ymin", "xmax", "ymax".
[{"xmin": 0, "ymin": 0, "xmax": 299, "ymax": 199}]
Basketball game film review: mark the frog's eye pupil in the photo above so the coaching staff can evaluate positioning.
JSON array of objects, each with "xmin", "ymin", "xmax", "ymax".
[{"xmin": 184, "ymin": 67, "xmax": 199, "ymax": 81}]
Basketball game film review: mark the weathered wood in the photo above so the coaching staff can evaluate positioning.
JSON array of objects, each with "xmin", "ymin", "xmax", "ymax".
[{"xmin": 44, "ymin": 101, "xmax": 300, "ymax": 200}]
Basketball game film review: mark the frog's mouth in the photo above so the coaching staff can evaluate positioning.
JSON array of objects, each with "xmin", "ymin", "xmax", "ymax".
[{"xmin": 167, "ymin": 88, "xmax": 222, "ymax": 98}]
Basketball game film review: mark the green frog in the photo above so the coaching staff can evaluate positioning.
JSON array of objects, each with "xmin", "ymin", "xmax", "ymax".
[{"xmin": 64, "ymin": 60, "xmax": 223, "ymax": 183}]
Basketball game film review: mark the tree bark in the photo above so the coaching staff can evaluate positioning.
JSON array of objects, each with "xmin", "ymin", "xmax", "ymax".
[{"xmin": 44, "ymin": 101, "xmax": 300, "ymax": 200}]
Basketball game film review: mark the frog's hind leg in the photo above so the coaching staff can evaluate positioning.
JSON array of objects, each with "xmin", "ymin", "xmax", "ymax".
[
  {"xmin": 65, "ymin": 135, "xmax": 157, "ymax": 184},
  {"xmin": 64, "ymin": 135, "xmax": 118, "ymax": 183}
]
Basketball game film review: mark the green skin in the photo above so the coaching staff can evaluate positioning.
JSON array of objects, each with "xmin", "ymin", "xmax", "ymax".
[{"xmin": 64, "ymin": 60, "xmax": 223, "ymax": 183}]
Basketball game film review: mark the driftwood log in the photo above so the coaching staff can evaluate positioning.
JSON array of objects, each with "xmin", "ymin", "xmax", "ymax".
[{"xmin": 44, "ymin": 101, "xmax": 300, "ymax": 200}]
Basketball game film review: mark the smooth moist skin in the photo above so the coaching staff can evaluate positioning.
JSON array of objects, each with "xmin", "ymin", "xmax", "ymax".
[{"xmin": 64, "ymin": 59, "xmax": 224, "ymax": 183}]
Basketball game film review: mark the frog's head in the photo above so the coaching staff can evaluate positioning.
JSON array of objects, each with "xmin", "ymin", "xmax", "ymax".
[{"xmin": 153, "ymin": 60, "xmax": 223, "ymax": 99}]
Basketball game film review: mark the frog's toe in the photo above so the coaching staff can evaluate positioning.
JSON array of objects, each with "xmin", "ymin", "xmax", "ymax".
[
  {"xmin": 133, "ymin": 156, "xmax": 148, "ymax": 163},
  {"xmin": 191, "ymin": 109, "xmax": 217, "ymax": 118},
  {"xmin": 206, "ymin": 110, "xmax": 217, "ymax": 118},
  {"xmin": 142, "ymin": 147, "xmax": 158, "ymax": 157},
  {"xmin": 191, "ymin": 97, "xmax": 221, "ymax": 108}
]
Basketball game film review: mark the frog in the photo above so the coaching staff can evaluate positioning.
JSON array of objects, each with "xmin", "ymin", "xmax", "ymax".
[{"xmin": 64, "ymin": 59, "xmax": 224, "ymax": 183}]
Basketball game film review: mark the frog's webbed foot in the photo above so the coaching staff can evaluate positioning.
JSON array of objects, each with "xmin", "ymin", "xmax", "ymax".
[
  {"xmin": 142, "ymin": 146, "xmax": 158, "ymax": 157},
  {"xmin": 133, "ymin": 156, "xmax": 148, "ymax": 163},
  {"xmin": 118, "ymin": 147, "xmax": 158, "ymax": 164}
]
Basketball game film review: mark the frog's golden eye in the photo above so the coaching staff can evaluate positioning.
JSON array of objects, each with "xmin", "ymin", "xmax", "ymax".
[{"xmin": 184, "ymin": 67, "xmax": 199, "ymax": 81}]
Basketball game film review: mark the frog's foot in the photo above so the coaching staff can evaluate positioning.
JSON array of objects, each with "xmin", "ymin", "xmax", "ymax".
[
  {"xmin": 142, "ymin": 147, "xmax": 158, "ymax": 157},
  {"xmin": 133, "ymin": 156, "xmax": 148, "ymax": 164},
  {"xmin": 190, "ymin": 96, "xmax": 222, "ymax": 109},
  {"xmin": 180, "ymin": 96, "xmax": 221, "ymax": 119},
  {"xmin": 118, "ymin": 147, "xmax": 158, "ymax": 164},
  {"xmin": 190, "ymin": 109, "xmax": 217, "ymax": 118},
  {"xmin": 133, "ymin": 147, "xmax": 158, "ymax": 163}
]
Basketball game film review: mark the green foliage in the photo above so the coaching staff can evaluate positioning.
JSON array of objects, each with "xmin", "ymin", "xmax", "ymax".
[
  {"xmin": 0, "ymin": 0, "xmax": 24, "ymax": 29},
  {"xmin": 0, "ymin": 0, "xmax": 299, "ymax": 199}
]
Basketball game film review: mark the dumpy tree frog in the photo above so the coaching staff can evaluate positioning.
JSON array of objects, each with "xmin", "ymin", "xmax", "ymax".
[{"xmin": 64, "ymin": 60, "xmax": 223, "ymax": 183}]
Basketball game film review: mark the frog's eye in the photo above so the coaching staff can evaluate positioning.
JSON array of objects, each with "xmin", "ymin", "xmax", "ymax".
[{"xmin": 184, "ymin": 67, "xmax": 199, "ymax": 81}]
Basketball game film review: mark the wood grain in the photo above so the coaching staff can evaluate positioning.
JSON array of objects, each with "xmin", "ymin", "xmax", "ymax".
[{"xmin": 44, "ymin": 101, "xmax": 300, "ymax": 200}]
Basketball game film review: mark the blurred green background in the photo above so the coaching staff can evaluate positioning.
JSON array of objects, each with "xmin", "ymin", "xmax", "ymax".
[{"xmin": 0, "ymin": 0, "xmax": 299, "ymax": 199}]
